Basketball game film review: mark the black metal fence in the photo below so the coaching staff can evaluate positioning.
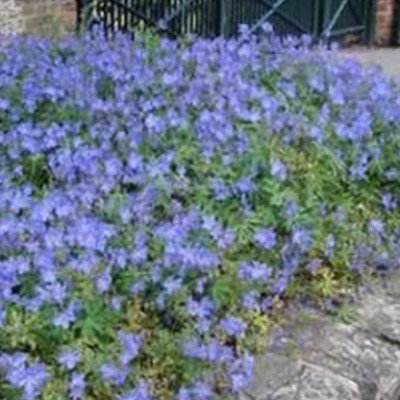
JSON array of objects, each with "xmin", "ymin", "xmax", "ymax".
[
  {"xmin": 395, "ymin": 1, "xmax": 400, "ymax": 45},
  {"xmin": 76, "ymin": 0, "xmax": 376, "ymax": 44}
]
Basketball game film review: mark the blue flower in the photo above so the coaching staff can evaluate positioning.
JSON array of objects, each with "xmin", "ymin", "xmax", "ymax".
[
  {"xmin": 177, "ymin": 381, "xmax": 214, "ymax": 400},
  {"xmin": 100, "ymin": 362, "xmax": 130, "ymax": 385},
  {"xmin": 305, "ymin": 258, "xmax": 322, "ymax": 274},
  {"xmin": 187, "ymin": 297, "xmax": 215, "ymax": 333},
  {"xmin": 53, "ymin": 301, "xmax": 81, "ymax": 329},
  {"xmin": 95, "ymin": 268, "xmax": 112, "ymax": 294},
  {"xmin": 163, "ymin": 277, "xmax": 183, "ymax": 295},
  {"xmin": 381, "ymin": 193, "xmax": 397, "ymax": 211},
  {"xmin": 227, "ymin": 353, "xmax": 254, "ymax": 393},
  {"xmin": 1, "ymin": 26, "xmax": 400, "ymax": 400},
  {"xmin": 69, "ymin": 372, "xmax": 85, "ymax": 400},
  {"xmin": 324, "ymin": 234, "xmax": 335, "ymax": 257},
  {"xmin": 242, "ymin": 291, "xmax": 260, "ymax": 310},
  {"xmin": 118, "ymin": 380, "xmax": 152, "ymax": 400},
  {"xmin": 57, "ymin": 349, "xmax": 80, "ymax": 370},
  {"xmin": 219, "ymin": 315, "xmax": 247, "ymax": 338},
  {"xmin": 369, "ymin": 218, "xmax": 385, "ymax": 238},
  {"xmin": 253, "ymin": 228, "xmax": 277, "ymax": 250},
  {"xmin": 271, "ymin": 273, "xmax": 290, "ymax": 295},
  {"xmin": 284, "ymin": 198, "xmax": 298, "ymax": 218},
  {"xmin": 0, "ymin": 353, "xmax": 49, "ymax": 400},
  {"xmin": 234, "ymin": 176, "xmax": 256, "ymax": 195},
  {"xmin": 118, "ymin": 331, "xmax": 143, "ymax": 365},
  {"xmin": 237, "ymin": 261, "xmax": 272, "ymax": 282},
  {"xmin": 270, "ymin": 159, "xmax": 287, "ymax": 181}
]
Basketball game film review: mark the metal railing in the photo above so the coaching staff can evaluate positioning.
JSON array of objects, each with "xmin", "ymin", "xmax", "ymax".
[{"xmin": 76, "ymin": 0, "xmax": 376, "ymax": 44}]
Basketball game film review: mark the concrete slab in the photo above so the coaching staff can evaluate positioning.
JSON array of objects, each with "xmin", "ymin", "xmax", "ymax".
[{"xmin": 344, "ymin": 48, "xmax": 400, "ymax": 81}]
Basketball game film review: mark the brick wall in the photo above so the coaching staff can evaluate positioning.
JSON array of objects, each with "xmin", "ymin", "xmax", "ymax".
[
  {"xmin": 375, "ymin": 0, "xmax": 397, "ymax": 45},
  {"xmin": 0, "ymin": 0, "xmax": 76, "ymax": 37}
]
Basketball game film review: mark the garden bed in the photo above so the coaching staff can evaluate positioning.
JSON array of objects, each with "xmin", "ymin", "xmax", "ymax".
[{"xmin": 0, "ymin": 27, "xmax": 400, "ymax": 400}]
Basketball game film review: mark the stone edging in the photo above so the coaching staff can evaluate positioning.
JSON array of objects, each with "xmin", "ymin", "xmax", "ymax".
[{"xmin": 240, "ymin": 274, "xmax": 400, "ymax": 400}]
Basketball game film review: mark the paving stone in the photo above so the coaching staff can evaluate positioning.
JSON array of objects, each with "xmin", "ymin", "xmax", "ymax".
[
  {"xmin": 349, "ymin": 49, "xmax": 400, "ymax": 82},
  {"xmin": 383, "ymin": 274, "xmax": 400, "ymax": 298},
  {"xmin": 240, "ymin": 353, "xmax": 303, "ymax": 400},
  {"xmin": 305, "ymin": 324, "xmax": 400, "ymax": 398},
  {"xmin": 293, "ymin": 364, "xmax": 361, "ymax": 400},
  {"xmin": 356, "ymin": 296, "xmax": 400, "ymax": 345},
  {"xmin": 267, "ymin": 364, "xmax": 360, "ymax": 400},
  {"xmin": 242, "ymin": 274, "xmax": 400, "ymax": 400}
]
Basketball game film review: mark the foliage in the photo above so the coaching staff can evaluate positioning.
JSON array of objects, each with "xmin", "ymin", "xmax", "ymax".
[{"xmin": 0, "ymin": 26, "xmax": 400, "ymax": 399}]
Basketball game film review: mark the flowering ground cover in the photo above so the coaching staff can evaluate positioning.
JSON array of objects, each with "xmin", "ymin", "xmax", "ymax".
[{"xmin": 1, "ymin": 27, "xmax": 400, "ymax": 399}]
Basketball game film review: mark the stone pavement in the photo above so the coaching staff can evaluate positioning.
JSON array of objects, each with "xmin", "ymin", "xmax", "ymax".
[
  {"xmin": 240, "ymin": 274, "xmax": 400, "ymax": 400},
  {"xmin": 345, "ymin": 48, "xmax": 400, "ymax": 81}
]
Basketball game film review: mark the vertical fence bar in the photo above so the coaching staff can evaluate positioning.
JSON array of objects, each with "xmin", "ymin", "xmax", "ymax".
[
  {"xmin": 151, "ymin": 0, "xmax": 155, "ymax": 23},
  {"xmin": 201, "ymin": 0, "xmax": 206, "ymax": 36},
  {"xmin": 187, "ymin": 1, "xmax": 191, "ymax": 34},
  {"xmin": 191, "ymin": 0, "xmax": 195, "ymax": 34},
  {"xmin": 224, "ymin": 0, "xmax": 235, "ymax": 37},
  {"xmin": 116, "ymin": 0, "xmax": 122, "ymax": 31},
  {"xmin": 313, "ymin": 0, "xmax": 321, "ymax": 39},
  {"xmin": 238, "ymin": 0, "xmax": 242, "ymax": 34},
  {"xmin": 255, "ymin": 0, "xmax": 260, "ymax": 31},
  {"xmin": 220, "ymin": 0, "xmax": 226, "ymax": 36},
  {"xmin": 237, "ymin": 0, "xmax": 242, "ymax": 34},
  {"xmin": 176, "ymin": 0, "xmax": 181, "ymax": 35},
  {"xmin": 76, "ymin": 0, "xmax": 83, "ymax": 32},
  {"xmin": 207, "ymin": 0, "xmax": 212, "ymax": 36},
  {"xmin": 130, "ymin": 0, "xmax": 135, "ymax": 30},
  {"xmin": 157, "ymin": 0, "xmax": 163, "ymax": 24},
  {"xmin": 190, "ymin": 1, "xmax": 194, "ymax": 33},
  {"xmin": 177, "ymin": 0, "xmax": 182, "ymax": 35},
  {"xmin": 123, "ymin": 0, "xmax": 130, "ymax": 32},
  {"xmin": 322, "ymin": 0, "xmax": 332, "ymax": 38},
  {"xmin": 110, "ymin": 0, "xmax": 115, "ymax": 34},
  {"xmin": 194, "ymin": 0, "xmax": 199, "ymax": 34},
  {"xmin": 101, "ymin": 0, "xmax": 107, "ymax": 38},
  {"xmin": 236, "ymin": 0, "xmax": 240, "ymax": 30},
  {"xmin": 248, "ymin": 0, "xmax": 252, "ymax": 25},
  {"xmin": 365, "ymin": 0, "xmax": 377, "ymax": 45},
  {"xmin": 167, "ymin": 0, "xmax": 172, "ymax": 33},
  {"xmin": 231, "ymin": 0, "xmax": 236, "ymax": 35},
  {"xmin": 170, "ymin": 0, "xmax": 175, "ymax": 33},
  {"xmin": 182, "ymin": 0, "xmax": 186, "ymax": 35},
  {"xmin": 151, "ymin": 0, "xmax": 155, "ymax": 22},
  {"xmin": 257, "ymin": 0, "xmax": 262, "ymax": 25}
]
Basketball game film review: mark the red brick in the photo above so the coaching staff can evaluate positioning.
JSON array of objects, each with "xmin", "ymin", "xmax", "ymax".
[{"xmin": 375, "ymin": 0, "xmax": 396, "ymax": 45}]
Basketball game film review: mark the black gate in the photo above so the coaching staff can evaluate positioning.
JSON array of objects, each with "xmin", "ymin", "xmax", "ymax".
[
  {"xmin": 76, "ymin": 0, "xmax": 376, "ymax": 44},
  {"xmin": 320, "ymin": 0, "xmax": 376, "ymax": 43}
]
